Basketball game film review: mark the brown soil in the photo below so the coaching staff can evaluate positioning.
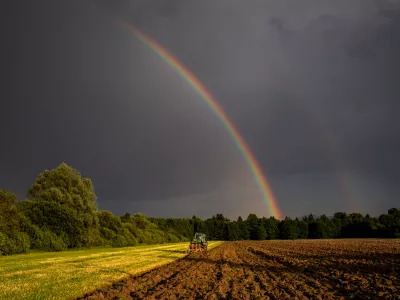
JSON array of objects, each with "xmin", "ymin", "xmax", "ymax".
[{"xmin": 76, "ymin": 240, "xmax": 400, "ymax": 300}]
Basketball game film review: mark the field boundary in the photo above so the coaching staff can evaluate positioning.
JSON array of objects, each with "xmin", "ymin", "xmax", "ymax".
[
  {"xmin": 75, "ymin": 241, "xmax": 225, "ymax": 299},
  {"xmin": 73, "ymin": 239, "xmax": 400, "ymax": 299},
  {"xmin": 0, "ymin": 241, "xmax": 224, "ymax": 300}
]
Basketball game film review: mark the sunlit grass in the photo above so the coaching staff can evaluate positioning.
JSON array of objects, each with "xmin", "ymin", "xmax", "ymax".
[{"xmin": 0, "ymin": 241, "xmax": 224, "ymax": 300}]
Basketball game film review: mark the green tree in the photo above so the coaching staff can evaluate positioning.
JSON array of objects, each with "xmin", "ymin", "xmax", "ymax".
[
  {"xmin": 227, "ymin": 222, "xmax": 240, "ymax": 241},
  {"xmin": 0, "ymin": 189, "xmax": 21, "ymax": 234},
  {"xmin": 388, "ymin": 208, "xmax": 400, "ymax": 233},
  {"xmin": 333, "ymin": 212, "xmax": 348, "ymax": 222},
  {"xmin": 25, "ymin": 163, "xmax": 99, "ymax": 248},
  {"xmin": 308, "ymin": 220, "xmax": 331, "ymax": 239},
  {"xmin": 279, "ymin": 218, "xmax": 298, "ymax": 240},
  {"xmin": 28, "ymin": 163, "xmax": 97, "ymax": 211},
  {"xmin": 264, "ymin": 217, "xmax": 279, "ymax": 240},
  {"xmin": 255, "ymin": 225, "xmax": 267, "ymax": 240},
  {"xmin": 297, "ymin": 220, "xmax": 309, "ymax": 239},
  {"xmin": 121, "ymin": 213, "xmax": 131, "ymax": 223},
  {"xmin": 237, "ymin": 216, "xmax": 250, "ymax": 240},
  {"xmin": 246, "ymin": 214, "xmax": 260, "ymax": 240},
  {"xmin": 98, "ymin": 210, "xmax": 123, "ymax": 233},
  {"xmin": 23, "ymin": 200, "xmax": 84, "ymax": 247}
]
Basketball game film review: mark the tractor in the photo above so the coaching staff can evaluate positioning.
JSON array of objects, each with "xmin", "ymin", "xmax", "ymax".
[{"xmin": 188, "ymin": 232, "xmax": 208, "ymax": 253}]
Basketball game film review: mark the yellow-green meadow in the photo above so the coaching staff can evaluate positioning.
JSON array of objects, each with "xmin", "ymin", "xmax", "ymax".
[{"xmin": 0, "ymin": 241, "xmax": 223, "ymax": 300}]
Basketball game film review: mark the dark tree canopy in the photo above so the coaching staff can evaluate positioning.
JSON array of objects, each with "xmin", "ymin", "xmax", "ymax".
[
  {"xmin": 0, "ymin": 189, "xmax": 20, "ymax": 234},
  {"xmin": 1, "ymin": 162, "xmax": 399, "ymax": 256},
  {"xmin": 28, "ymin": 162, "xmax": 97, "ymax": 212}
]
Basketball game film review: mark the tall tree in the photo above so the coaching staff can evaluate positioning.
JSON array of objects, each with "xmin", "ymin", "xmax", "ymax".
[
  {"xmin": 25, "ymin": 163, "xmax": 99, "ymax": 247},
  {"xmin": 297, "ymin": 220, "xmax": 309, "ymax": 239},
  {"xmin": 237, "ymin": 216, "xmax": 250, "ymax": 240},
  {"xmin": 279, "ymin": 218, "xmax": 298, "ymax": 240},
  {"xmin": 247, "ymin": 214, "xmax": 260, "ymax": 240},
  {"xmin": 264, "ymin": 217, "xmax": 279, "ymax": 240},
  {"xmin": 227, "ymin": 222, "xmax": 240, "ymax": 241},
  {"xmin": 28, "ymin": 162, "xmax": 97, "ymax": 212},
  {"xmin": 255, "ymin": 225, "xmax": 267, "ymax": 240}
]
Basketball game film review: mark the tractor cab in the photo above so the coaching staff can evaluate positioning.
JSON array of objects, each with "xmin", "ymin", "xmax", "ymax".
[{"xmin": 193, "ymin": 232, "xmax": 206, "ymax": 244}]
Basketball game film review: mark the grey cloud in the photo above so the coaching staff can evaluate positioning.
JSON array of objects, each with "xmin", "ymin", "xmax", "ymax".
[{"xmin": 1, "ymin": 0, "xmax": 399, "ymax": 218}]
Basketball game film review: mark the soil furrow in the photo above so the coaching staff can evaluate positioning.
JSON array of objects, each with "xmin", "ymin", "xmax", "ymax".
[{"xmin": 77, "ymin": 240, "xmax": 400, "ymax": 300}]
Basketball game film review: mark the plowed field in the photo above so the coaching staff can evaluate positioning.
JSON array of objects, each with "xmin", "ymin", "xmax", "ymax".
[{"xmin": 79, "ymin": 239, "xmax": 400, "ymax": 300}]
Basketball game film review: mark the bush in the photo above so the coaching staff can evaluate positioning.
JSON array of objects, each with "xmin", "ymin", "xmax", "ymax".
[
  {"xmin": 121, "ymin": 228, "xmax": 138, "ymax": 246},
  {"xmin": 0, "ymin": 232, "xmax": 30, "ymax": 255},
  {"xmin": 122, "ymin": 222, "xmax": 138, "ymax": 237},
  {"xmin": 49, "ymin": 235, "xmax": 68, "ymax": 252},
  {"xmin": 29, "ymin": 226, "xmax": 67, "ymax": 252},
  {"xmin": 255, "ymin": 225, "xmax": 267, "ymax": 240},
  {"xmin": 166, "ymin": 233, "xmax": 180, "ymax": 243},
  {"xmin": 86, "ymin": 228, "xmax": 105, "ymax": 247},
  {"xmin": 112, "ymin": 234, "xmax": 127, "ymax": 247},
  {"xmin": 0, "ymin": 232, "xmax": 15, "ymax": 255},
  {"xmin": 100, "ymin": 227, "xmax": 116, "ymax": 241},
  {"xmin": 142, "ymin": 229, "xmax": 167, "ymax": 244},
  {"xmin": 24, "ymin": 200, "xmax": 85, "ymax": 248},
  {"xmin": 11, "ymin": 232, "xmax": 30, "ymax": 254},
  {"xmin": 98, "ymin": 210, "xmax": 122, "ymax": 233}
]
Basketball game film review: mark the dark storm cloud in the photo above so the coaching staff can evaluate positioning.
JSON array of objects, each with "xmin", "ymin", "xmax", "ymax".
[
  {"xmin": 98, "ymin": 0, "xmax": 400, "ymax": 215},
  {"xmin": 1, "ymin": 0, "xmax": 399, "ymax": 218},
  {"xmin": 0, "ymin": 0, "xmax": 246, "ymax": 208}
]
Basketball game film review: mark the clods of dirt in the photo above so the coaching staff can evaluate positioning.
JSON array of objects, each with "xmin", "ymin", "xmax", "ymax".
[{"xmin": 76, "ymin": 240, "xmax": 400, "ymax": 300}]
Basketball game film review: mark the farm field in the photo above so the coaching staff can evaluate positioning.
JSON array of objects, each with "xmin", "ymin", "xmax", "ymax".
[
  {"xmin": 80, "ymin": 239, "xmax": 400, "ymax": 300},
  {"xmin": 0, "ymin": 241, "xmax": 223, "ymax": 300}
]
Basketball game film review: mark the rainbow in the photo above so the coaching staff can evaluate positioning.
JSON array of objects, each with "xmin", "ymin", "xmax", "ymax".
[{"xmin": 121, "ymin": 22, "xmax": 282, "ymax": 219}]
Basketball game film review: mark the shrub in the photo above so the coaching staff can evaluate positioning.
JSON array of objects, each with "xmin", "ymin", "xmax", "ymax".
[
  {"xmin": 0, "ymin": 232, "xmax": 15, "ymax": 255},
  {"xmin": 11, "ymin": 232, "xmax": 30, "ymax": 254},
  {"xmin": 167, "ymin": 233, "xmax": 180, "ymax": 243},
  {"xmin": 86, "ymin": 228, "xmax": 105, "ymax": 247},
  {"xmin": 24, "ymin": 200, "xmax": 84, "ymax": 247},
  {"xmin": 0, "ymin": 189, "xmax": 21, "ymax": 234},
  {"xmin": 112, "ymin": 234, "xmax": 127, "ymax": 247},
  {"xmin": 100, "ymin": 227, "xmax": 116, "ymax": 241},
  {"xmin": 49, "ymin": 235, "xmax": 68, "ymax": 252},
  {"xmin": 121, "ymin": 228, "xmax": 138, "ymax": 246},
  {"xmin": 98, "ymin": 210, "xmax": 122, "ymax": 233},
  {"xmin": 122, "ymin": 222, "xmax": 138, "ymax": 237},
  {"xmin": 29, "ymin": 226, "xmax": 67, "ymax": 252}
]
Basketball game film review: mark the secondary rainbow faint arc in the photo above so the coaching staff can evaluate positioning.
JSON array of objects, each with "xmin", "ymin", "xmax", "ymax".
[{"xmin": 122, "ymin": 22, "xmax": 283, "ymax": 219}]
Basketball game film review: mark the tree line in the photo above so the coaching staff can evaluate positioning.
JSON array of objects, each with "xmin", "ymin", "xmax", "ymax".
[{"xmin": 0, "ymin": 163, "xmax": 399, "ymax": 255}]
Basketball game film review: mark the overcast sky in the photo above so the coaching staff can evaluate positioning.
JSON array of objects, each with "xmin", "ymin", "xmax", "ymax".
[{"xmin": 1, "ymin": 0, "xmax": 399, "ymax": 219}]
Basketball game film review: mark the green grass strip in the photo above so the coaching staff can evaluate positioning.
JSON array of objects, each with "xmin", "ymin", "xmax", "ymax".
[{"xmin": 0, "ymin": 241, "xmax": 224, "ymax": 300}]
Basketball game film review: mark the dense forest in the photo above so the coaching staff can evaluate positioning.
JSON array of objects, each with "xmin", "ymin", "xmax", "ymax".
[{"xmin": 0, "ymin": 163, "xmax": 399, "ymax": 255}]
